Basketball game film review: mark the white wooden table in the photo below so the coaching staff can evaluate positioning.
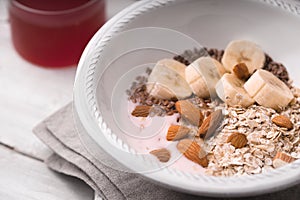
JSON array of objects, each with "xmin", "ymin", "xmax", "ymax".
[{"xmin": 0, "ymin": 0, "xmax": 134, "ymax": 199}]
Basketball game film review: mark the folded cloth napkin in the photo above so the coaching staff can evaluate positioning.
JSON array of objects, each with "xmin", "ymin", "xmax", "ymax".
[{"xmin": 33, "ymin": 103, "xmax": 300, "ymax": 200}]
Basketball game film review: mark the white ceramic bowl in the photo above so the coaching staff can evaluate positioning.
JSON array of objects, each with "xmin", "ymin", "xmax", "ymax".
[{"xmin": 74, "ymin": 0, "xmax": 300, "ymax": 197}]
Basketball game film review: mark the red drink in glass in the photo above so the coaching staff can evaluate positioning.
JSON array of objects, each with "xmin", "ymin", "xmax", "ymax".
[{"xmin": 9, "ymin": 0, "xmax": 106, "ymax": 67}]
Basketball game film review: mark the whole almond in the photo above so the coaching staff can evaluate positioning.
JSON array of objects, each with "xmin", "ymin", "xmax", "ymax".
[
  {"xmin": 232, "ymin": 63, "xmax": 250, "ymax": 80},
  {"xmin": 131, "ymin": 105, "xmax": 152, "ymax": 117},
  {"xmin": 150, "ymin": 148, "xmax": 171, "ymax": 163},
  {"xmin": 273, "ymin": 151, "xmax": 296, "ymax": 168},
  {"xmin": 166, "ymin": 125, "xmax": 190, "ymax": 141},
  {"xmin": 175, "ymin": 100, "xmax": 204, "ymax": 126},
  {"xmin": 272, "ymin": 115, "xmax": 293, "ymax": 130},
  {"xmin": 177, "ymin": 139, "xmax": 208, "ymax": 167},
  {"xmin": 198, "ymin": 109, "xmax": 224, "ymax": 139},
  {"xmin": 227, "ymin": 132, "xmax": 248, "ymax": 148}
]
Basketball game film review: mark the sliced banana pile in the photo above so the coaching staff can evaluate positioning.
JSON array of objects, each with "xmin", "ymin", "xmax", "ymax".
[
  {"xmin": 146, "ymin": 40, "xmax": 293, "ymax": 110},
  {"xmin": 216, "ymin": 40, "xmax": 293, "ymax": 110}
]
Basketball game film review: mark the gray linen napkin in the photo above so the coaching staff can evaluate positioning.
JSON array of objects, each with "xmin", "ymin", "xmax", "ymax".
[{"xmin": 33, "ymin": 103, "xmax": 300, "ymax": 200}]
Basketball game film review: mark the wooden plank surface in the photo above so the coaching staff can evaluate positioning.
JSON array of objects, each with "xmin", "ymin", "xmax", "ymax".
[
  {"xmin": 0, "ymin": 145, "xmax": 94, "ymax": 200},
  {"xmin": 0, "ymin": 0, "xmax": 136, "ymax": 161},
  {"xmin": 0, "ymin": 21, "xmax": 75, "ymax": 159},
  {"xmin": 0, "ymin": 1, "xmax": 135, "ymax": 199},
  {"xmin": 0, "ymin": 0, "xmax": 8, "ymax": 22}
]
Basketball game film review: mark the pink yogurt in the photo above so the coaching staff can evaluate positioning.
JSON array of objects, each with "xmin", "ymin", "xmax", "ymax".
[{"xmin": 125, "ymin": 101, "xmax": 205, "ymax": 174}]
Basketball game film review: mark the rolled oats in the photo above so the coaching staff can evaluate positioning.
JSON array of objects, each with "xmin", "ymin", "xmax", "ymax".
[{"xmin": 204, "ymin": 89, "xmax": 300, "ymax": 176}]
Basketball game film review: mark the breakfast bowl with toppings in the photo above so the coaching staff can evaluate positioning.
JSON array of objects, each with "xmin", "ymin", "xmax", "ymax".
[{"xmin": 73, "ymin": 0, "xmax": 300, "ymax": 197}]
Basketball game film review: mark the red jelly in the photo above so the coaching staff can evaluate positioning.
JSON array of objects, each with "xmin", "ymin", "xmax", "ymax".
[{"xmin": 9, "ymin": 0, "xmax": 106, "ymax": 67}]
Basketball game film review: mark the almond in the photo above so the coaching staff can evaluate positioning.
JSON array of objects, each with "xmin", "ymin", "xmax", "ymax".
[
  {"xmin": 197, "ymin": 109, "xmax": 224, "ymax": 139},
  {"xmin": 232, "ymin": 63, "xmax": 250, "ymax": 80},
  {"xmin": 226, "ymin": 132, "xmax": 248, "ymax": 148},
  {"xmin": 131, "ymin": 105, "xmax": 152, "ymax": 117},
  {"xmin": 175, "ymin": 100, "xmax": 204, "ymax": 126},
  {"xmin": 166, "ymin": 125, "xmax": 190, "ymax": 141},
  {"xmin": 198, "ymin": 114, "xmax": 211, "ymax": 136},
  {"xmin": 150, "ymin": 148, "xmax": 171, "ymax": 163},
  {"xmin": 273, "ymin": 151, "xmax": 296, "ymax": 168},
  {"xmin": 272, "ymin": 115, "xmax": 293, "ymax": 130},
  {"xmin": 176, "ymin": 139, "xmax": 208, "ymax": 167}
]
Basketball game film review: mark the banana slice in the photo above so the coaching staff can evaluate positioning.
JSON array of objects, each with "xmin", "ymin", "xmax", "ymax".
[
  {"xmin": 244, "ymin": 69, "xmax": 294, "ymax": 110},
  {"xmin": 158, "ymin": 59, "xmax": 186, "ymax": 77},
  {"xmin": 222, "ymin": 40, "xmax": 265, "ymax": 73},
  {"xmin": 215, "ymin": 73, "xmax": 255, "ymax": 107},
  {"xmin": 185, "ymin": 57, "xmax": 226, "ymax": 99},
  {"xmin": 147, "ymin": 59, "xmax": 192, "ymax": 99}
]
